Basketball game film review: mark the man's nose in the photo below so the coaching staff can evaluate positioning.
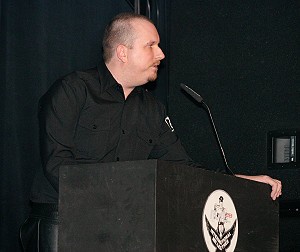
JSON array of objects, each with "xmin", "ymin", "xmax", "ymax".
[{"xmin": 156, "ymin": 46, "xmax": 165, "ymax": 60}]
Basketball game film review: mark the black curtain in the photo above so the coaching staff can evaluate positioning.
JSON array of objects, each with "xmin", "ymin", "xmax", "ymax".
[
  {"xmin": 169, "ymin": 0, "xmax": 299, "ymax": 185},
  {"xmin": 168, "ymin": 1, "xmax": 299, "ymax": 250},
  {"xmin": 0, "ymin": 1, "xmax": 133, "ymax": 251}
]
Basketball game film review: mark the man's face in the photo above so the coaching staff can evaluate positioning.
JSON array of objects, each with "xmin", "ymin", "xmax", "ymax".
[{"xmin": 126, "ymin": 20, "xmax": 165, "ymax": 86}]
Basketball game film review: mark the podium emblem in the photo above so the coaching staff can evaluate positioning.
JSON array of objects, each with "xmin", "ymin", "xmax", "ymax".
[{"xmin": 202, "ymin": 189, "xmax": 238, "ymax": 252}]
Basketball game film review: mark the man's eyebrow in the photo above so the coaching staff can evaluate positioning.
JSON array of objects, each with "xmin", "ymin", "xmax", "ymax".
[{"xmin": 146, "ymin": 40, "xmax": 158, "ymax": 46}]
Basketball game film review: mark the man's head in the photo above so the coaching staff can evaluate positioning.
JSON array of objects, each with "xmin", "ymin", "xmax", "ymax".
[
  {"xmin": 103, "ymin": 12, "xmax": 165, "ymax": 93},
  {"xmin": 103, "ymin": 12, "xmax": 147, "ymax": 63}
]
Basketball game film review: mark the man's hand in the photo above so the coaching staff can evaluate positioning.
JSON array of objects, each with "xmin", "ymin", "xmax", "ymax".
[{"xmin": 236, "ymin": 174, "xmax": 282, "ymax": 200}]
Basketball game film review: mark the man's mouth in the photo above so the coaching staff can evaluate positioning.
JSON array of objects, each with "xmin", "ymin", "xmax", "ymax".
[{"xmin": 152, "ymin": 62, "xmax": 160, "ymax": 69}]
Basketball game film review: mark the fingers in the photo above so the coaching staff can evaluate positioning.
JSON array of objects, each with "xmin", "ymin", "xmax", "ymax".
[{"xmin": 269, "ymin": 178, "xmax": 282, "ymax": 200}]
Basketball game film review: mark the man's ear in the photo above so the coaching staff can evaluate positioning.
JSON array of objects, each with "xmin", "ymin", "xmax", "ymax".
[{"xmin": 116, "ymin": 44, "xmax": 128, "ymax": 63}]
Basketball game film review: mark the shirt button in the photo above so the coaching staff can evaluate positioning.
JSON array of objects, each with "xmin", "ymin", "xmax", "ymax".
[
  {"xmin": 149, "ymin": 139, "xmax": 152, "ymax": 143},
  {"xmin": 122, "ymin": 129, "xmax": 125, "ymax": 134},
  {"xmin": 116, "ymin": 157, "xmax": 120, "ymax": 161},
  {"xmin": 92, "ymin": 124, "xmax": 97, "ymax": 129}
]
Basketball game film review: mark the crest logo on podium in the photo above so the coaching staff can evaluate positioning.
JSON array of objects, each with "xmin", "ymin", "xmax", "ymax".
[{"xmin": 202, "ymin": 189, "xmax": 238, "ymax": 252}]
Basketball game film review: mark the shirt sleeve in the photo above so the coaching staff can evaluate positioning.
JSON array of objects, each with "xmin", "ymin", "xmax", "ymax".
[
  {"xmin": 148, "ymin": 102, "xmax": 202, "ymax": 167},
  {"xmin": 149, "ymin": 102, "xmax": 227, "ymax": 173},
  {"xmin": 39, "ymin": 76, "xmax": 86, "ymax": 192}
]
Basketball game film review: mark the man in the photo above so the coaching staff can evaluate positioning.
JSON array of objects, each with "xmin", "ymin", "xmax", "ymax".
[{"xmin": 20, "ymin": 12, "xmax": 281, "ymax": 251}]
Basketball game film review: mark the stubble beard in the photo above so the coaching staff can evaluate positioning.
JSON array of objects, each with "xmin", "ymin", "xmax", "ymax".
[
  {"xmin": 147, "ymin": 66, "xmax": 159, "ymax": 82},
  {"xmin": 148, "ymin": 72, "xmax": 158, "ymax": 82}
]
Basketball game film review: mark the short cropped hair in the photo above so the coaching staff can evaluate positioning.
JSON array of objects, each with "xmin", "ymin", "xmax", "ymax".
[{"xmin": 102, "ymin": 12, "xmax": 153, "ymax": 63}]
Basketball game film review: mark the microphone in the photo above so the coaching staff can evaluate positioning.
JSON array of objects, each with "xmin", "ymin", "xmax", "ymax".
[{"xmin": 180, "ymin": 83, "xmax": 235, "ymax": 175}]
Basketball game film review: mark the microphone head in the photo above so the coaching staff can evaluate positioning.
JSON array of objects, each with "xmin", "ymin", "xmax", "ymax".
[{"xmin": 180, "ymin": 83, "xmax": 203, "ymax": 103}]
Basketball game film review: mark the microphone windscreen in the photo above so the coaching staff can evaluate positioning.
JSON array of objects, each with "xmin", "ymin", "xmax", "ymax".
[{"xmin": 180, "ymin": 83, "xmax": 203, "ymax": 103}]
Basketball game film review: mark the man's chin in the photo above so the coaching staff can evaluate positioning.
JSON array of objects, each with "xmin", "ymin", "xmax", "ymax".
[{"xmin": 148, "ymin": 74, "xmax": 158, "ymax": 83}]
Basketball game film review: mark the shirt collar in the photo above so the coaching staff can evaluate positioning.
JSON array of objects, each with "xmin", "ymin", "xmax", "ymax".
[
  {"xmin": 96, "ymin": 58, "xmax": 143, "ymax": 97},
  {"xmin": 96, "ymin": 58, "xmax": 118, "ymax": 94}
]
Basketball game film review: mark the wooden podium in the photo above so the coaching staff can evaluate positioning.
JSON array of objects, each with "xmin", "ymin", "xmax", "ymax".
[{"xmin": 58, "ymin": 160, "xmax": 279, "ymax": 251}]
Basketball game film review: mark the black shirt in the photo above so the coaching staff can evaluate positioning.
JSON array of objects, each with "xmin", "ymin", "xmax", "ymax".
[{"xmin": 30, "ymin": 60, "xmax": 196, "ymax": 203}]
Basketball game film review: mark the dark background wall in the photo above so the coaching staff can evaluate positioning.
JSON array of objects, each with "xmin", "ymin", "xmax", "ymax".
[
  {"xmin": 167, "ymin": 1, "xmax": 299, "ymax": 250},
  {"xmin": 168, "ymin": 0, "xmax": 299, "ymax": 197},
  {"xmin": 1, "ymin": 0, "xmax": 299, "ymax": 251}
]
